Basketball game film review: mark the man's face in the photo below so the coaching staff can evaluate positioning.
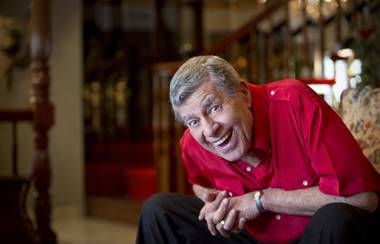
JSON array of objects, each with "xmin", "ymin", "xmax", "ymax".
[{"xmin": 178, "ymin": 81, "xmax": 254, "ymax": 162}]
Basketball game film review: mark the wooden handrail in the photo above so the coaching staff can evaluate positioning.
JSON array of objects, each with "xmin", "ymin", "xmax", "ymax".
[
  {"xmin": 204, "ymin": 0, "xmax": 378, "ymax": 57},
  {"xmin": 0, "ymin": 109, "xmax": 33, "ymax": 122},
  {"xmin": 204, "ymin": 0, "xmax": 287, "ymax": 55},
  {"xmin": 0, "ymin": 109, "xmax": 33, "ymax": 177},
  {"xmin": 300, "ymin": 79, "xmax": 336, "ymax": 85}
]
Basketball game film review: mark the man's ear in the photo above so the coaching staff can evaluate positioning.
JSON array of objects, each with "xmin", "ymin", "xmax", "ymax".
[{"xmin": 239, "ymin": 81, "xmax": 252, "ymax": 107}]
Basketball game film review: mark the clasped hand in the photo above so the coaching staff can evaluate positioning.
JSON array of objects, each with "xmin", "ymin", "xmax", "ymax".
[{"xmin": 198, "ymin": 190, "xmax": 261, "ymax": 237}]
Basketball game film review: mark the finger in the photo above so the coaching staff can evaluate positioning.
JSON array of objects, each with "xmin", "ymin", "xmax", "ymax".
[
  {"xmin": 198, "ymin": 205, "xmax": 206, "ymax": 220},
  {"xmin": 238, "ymin": 217, "xmax": 246, "ymax": 231},
  {"xmin": 205, "ymin": 213, "xmax": 218, "ymax": 236},
  {"xmin": 198, "ymin": 191, "xmax": 226, "ymax": 220},
  {"xmin": 212, "ymin": 198, "xmax": 229, "ymax": 224},
  {"xmin": 216, "ymin": 221, "xmax": 230, "ymax": 238},
  {"xmin": 222, "ymin": 209, "xmax": 238, "ymax": 232},
  {"xmin": 205, "ymin": 195, "xmax": 228, "ymax": 236},
  {"xmin": 231, "ymin": 216, "xmax": 246, "ymax": 234},
  {"xmin": 214, "ymin": 191, "xmax": 227, "ymax": 204}
]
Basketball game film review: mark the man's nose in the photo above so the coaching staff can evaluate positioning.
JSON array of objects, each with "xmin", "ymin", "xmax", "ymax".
[{"xmin": 203, "ymin": 118, "xmax": 219, "ymax": 138}]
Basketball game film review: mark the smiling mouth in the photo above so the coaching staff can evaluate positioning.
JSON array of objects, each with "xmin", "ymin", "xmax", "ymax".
[{"xmin": 213, "ymin": 130, "xmax": 232, "ymax": 147}]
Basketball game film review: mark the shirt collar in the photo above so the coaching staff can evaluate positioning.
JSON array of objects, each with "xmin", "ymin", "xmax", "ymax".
[{"xmin": 247, "ymin": 82, "xmax": 271, "ymax": 160}]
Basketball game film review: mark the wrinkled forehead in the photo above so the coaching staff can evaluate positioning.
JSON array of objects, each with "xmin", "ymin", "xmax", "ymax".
[{"xmin": 177, "ymin": 82, "xmax": 222, "ymax": 120}]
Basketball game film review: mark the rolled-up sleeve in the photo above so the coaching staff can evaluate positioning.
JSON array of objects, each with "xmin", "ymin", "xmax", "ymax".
[{"xmin": 303, "ymin": 95, "xmax": 380, "ymax": 196}]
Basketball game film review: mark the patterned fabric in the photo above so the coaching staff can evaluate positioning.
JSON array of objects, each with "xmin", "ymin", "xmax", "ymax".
[{"xmin": 339, "ymin": 86, "xmax": 380, "ymax": 173}]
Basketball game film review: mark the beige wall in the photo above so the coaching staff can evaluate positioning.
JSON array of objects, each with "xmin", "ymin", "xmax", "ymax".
[
  {"xmin": 50, "ymin": 0, "xmax": 84, "ymax": 207},
  {"xmin": 0, "ymin": 0, "xmax": 84, "ymax": 208}
]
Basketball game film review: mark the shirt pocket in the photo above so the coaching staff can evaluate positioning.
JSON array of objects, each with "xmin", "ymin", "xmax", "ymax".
[
  {"xmin": 293, "ymin": 167, "xmax": 318, "ymax": 190},
  {"xmin": 213, "ymin": 178, "xmax": 245, "ymax": 197},
  {"xmin": 279, "ymin": 163, "xmax": 318, "ymax": 191}
]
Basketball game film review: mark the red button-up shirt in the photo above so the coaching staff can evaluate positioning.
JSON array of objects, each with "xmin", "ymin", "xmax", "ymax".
[{"xmin": 180, "ymin": 79, "xmax": 380, "ymax": 243}]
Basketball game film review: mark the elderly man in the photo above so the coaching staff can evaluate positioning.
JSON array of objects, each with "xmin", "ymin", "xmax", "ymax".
[{"xmin": 136, "ymin": 56, "xmax": 380, "ymax": 244}]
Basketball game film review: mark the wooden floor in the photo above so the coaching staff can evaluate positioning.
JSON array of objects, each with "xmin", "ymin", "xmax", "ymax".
[
  {"xmin": 53, "ymin": 204, "xmax": 138, "ymax": 244},
  {"xmin": 85, "ymin": 196, "xmax": 143, "ymax": 225}
]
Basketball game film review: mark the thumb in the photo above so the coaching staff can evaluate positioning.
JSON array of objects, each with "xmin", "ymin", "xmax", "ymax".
[{"xmin": 204, "ymin": 190, "xmax": 219, "ymax": 202}]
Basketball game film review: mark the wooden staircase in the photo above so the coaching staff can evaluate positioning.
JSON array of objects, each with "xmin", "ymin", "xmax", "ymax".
[
  {"xmin": 0, "ymin": 111, "xmax": 36, "ymax": 244},
  {"xmin": 0, "ymin": 0, "xmax": 56, "ymax": 243},
  {"xmin": 152, "ymin": 0, "xmax": 380, "ymax": 193}
]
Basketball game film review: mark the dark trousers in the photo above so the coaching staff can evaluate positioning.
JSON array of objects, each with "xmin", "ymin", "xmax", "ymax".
[{"xmin": 136, "ymin": 193, "xmax": 380, "ymax": 244}]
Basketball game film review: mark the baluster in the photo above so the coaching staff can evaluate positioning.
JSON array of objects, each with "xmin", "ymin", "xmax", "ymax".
[
  {"xmin": 190, "ymin": 0, "xmax": 204, "ymax": 54},
  {"xmin": 256, "ymin": 30, "xmax": 265, "ymax": 83},
  {"xmin": 267, "ymin": 16, "xmax": 274, "ymax": 81},
  {"xmin": 284, "ymin": 0, "xmax": 292, "ymax": 78},
  {"xmin": 336, "ymin": 0, "xmax": 342, "ymax": 44},
  {"xmin": 160, "ymin": 70, "xmax": 170, "ymax": 192},
  {"xmin": 12, "ymin": 121, "xmax": 18, "ymax": 177},
  {"xmin": 174, "ymin": 118, "xmax": 185, "ymax": 193},
  {"xmin": 301, "ymin": 0, "xmax": 311, "ymax": 78},
  {"xmin": 152, "ymin": 67, "xmax": 161, "ymax": 191},
  {"xmin": 319, "ymin": 0, "xmax": 325, "ymax": 77},
  {"xmin": 356, "ymin": 0, "xmax": 365, "ymax": 30},
  {"xmin": 350, "ymin": 0, "xmax": 358, "ymax": 31},
  {"xmin": 237, "ymin": 37, "xmax": 249, "ymax": 80},
  {"xmin": 247, "ymin": 28, "xmax": 258, "ymax": 82},
  {"xmin": 30, "ymin": 0, "xmax": 56, "ymax": 243}
]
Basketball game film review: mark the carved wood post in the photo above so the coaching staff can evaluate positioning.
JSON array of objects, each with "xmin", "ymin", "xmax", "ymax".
[
  {"xmin": 30, "ymin": 0, "xmax": 56, "ymax": 243},
  {"xmin": 284, "ymin": 0, "xmax": 292, "ymax": 78},
  {"xmin": 319, "ymin": 0, "xmax": 325, "ymax": 77}
]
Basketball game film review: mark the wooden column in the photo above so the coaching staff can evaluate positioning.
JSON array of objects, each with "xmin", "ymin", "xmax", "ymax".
[
  {"xmin": 301, "ymin": 0, "xmax": 311, "ymax": 78},
  {"xmin": 189, "ymin": 0, "xmax": 204, "ymax": 54},
  {"xmin": 267, "ymin": 21, "xmax": 274, "ymax": 81},
  {"xmin": 336, "ymin": 0, "xmax": 342, "ymax": 44},
  {"xmin": 319, "ymin": 0, "xmax": 325, "ymax": 77},
  {"xmin": 247, "ymin": 28, "xmax": 258, "ymax": 82},
  {"xmin": 153, "ymin": 62, "xmax": 188, "ymax": 193},
  {"xmin": 30, "ymin": 0, "xmax": 56, "ymax": 243},
  {"xmin": 284, "ymin": 0, "xmax": 292, "ymax": 78}
]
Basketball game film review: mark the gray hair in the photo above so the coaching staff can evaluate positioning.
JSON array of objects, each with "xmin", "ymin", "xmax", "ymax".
[{"xmin": 169, "ymin": 55, "xmax": 241, "ymax": 120}]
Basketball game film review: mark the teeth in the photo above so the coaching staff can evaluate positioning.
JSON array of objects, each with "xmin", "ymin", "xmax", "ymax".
[{"xmin": 214, "ymin": 131, "xmax": 232, "ymax": 146}]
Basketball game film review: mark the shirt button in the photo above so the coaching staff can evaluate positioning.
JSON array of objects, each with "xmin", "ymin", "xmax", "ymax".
[
  {"xmin": 246, "ymin": 166, "xmax": 252, "ymax": 172},
  {"xmin": 275, "ymin": 214, "xmax": 281, "ymax": 220},
  {"xmin": 228, "ymin": 192, "xmax": 234, "ymax": 197},
  {"xmin": 302, "ymin": 180, "xmax": 308, "ymax": 186},
  {"xmin": 270, "ymin": 90, "xmax": 275, "ymax": 96}
]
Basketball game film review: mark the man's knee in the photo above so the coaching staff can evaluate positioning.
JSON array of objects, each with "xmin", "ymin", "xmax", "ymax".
[
  {"xmin": 305, "ymin": 203, "xmax": 370, "ymax": 241},
  {"xmin": 141, "ymin": 192, "xmax": 176, "ymax": 217},
  {"xmin": 300, "ymin": 203, "xmax": 371, "ymax": 244},
  {"xmin": 312, "ymin": 202, "xmax": 366, "ymax": 226}
]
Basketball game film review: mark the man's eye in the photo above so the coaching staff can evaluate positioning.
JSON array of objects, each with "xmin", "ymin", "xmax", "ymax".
[
  {"xmin": 188, "ymin": 120, "xmax": 199, "ymax": 127},
  {"xmin": 210, "ymin": 105, "xmax": 219, "ymax": 113}
]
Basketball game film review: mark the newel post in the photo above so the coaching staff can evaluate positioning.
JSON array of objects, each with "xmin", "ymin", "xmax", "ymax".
[{"xmin": 30, "ymin": 0, "xmax": 56, "ymax": 243}]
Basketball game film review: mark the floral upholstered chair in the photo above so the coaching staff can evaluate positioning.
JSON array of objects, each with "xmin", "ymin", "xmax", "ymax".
[{"xmin": 340, "ymin": 86, "xmax": 380, "ymax": 173}]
